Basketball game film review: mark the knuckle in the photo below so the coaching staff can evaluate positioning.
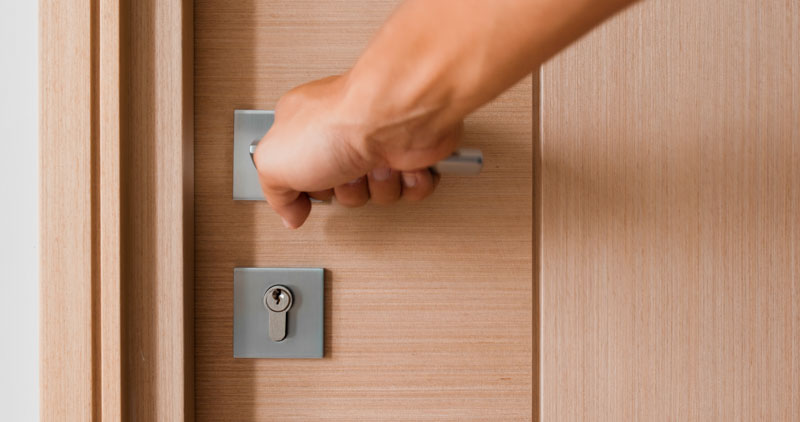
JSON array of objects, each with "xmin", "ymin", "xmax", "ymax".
[{"xmin": 274, "ymin": 92, "xmax": 300, "ymax": 115}]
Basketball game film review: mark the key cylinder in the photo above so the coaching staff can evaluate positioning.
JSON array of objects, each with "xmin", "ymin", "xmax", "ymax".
[{"xmin": 264, "ymin": 285, "xmax": 293, "ymax": 342}]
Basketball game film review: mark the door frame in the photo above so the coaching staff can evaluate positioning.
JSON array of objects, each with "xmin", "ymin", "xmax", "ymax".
[{"xmin": 40, "ymin": 0, "xmax": 193, "ymax": 419}]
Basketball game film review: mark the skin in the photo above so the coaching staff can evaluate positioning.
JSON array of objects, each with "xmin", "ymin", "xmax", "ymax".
[{"xmin": 254, "ymin": 0, "xmax": 637, "ymax": 229}]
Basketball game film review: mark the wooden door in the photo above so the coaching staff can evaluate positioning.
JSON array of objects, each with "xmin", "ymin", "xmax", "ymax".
[
  {"xmin": 194, "ymin": 1, "xmax": 534, "ymax": 420},
  {"xmin": 540, "ymin": 0, "xmax": 799, "ymax": 420},
  {"xmin": 40, "ymin": 0, "xmax": 797, "ymax": 419}
]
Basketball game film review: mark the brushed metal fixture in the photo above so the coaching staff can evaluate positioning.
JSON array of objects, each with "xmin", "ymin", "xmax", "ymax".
[
  {"xmin": 233, "ymin": 109, "xmax": 483, "ymax": 200},
  {"xmin": 264, "ymin": 285, "xmax": 292, "ymax": 342},
  {"xmin": 234, "ymin": 268, "xmax": 324, "ymax": 359}
]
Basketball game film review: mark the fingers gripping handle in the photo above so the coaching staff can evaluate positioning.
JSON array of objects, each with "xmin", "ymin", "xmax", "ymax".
[
  {"xmin": 249, "ymin": 140, "xmax": 483, "ymax": 176},
  {"xmin": 233, "ymin": 109, "xmax": 483, "ymax": 201}
]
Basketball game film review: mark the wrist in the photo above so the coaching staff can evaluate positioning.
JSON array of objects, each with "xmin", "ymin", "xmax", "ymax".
[{"xmin": 337, "ymin": 63, "xmax": 457, "ymax": 168}]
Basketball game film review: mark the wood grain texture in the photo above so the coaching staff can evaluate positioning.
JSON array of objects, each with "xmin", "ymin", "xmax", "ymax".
[
  {"xmin": 40, "ymin": 0, "xmax": 95, "ymax": 419},
  {"xmin": 99, "ymin": 0, "xmax": 122, "ymax": 418},
  {"xmin": 41, "ymin": 0, "xmax": 194, "ymax": 419},
  {"xmin": 539, "ymin": 0, "xmax": 799, "ymax": 420},
  {"xmin": 194, "ymin": 1, "xmax": 533, "ymax": 420},
  {"xmin": 120, "ymin": 0, "xmax": 194, "ymax": 419},
  {"xmin": 531, "ymin": 74, "xmax": 541, "ymax": 422}
]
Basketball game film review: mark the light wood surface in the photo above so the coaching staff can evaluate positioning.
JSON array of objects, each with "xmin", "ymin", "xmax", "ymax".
[
  {"xmin": 40, "ymin": 0, "xmax": 194, "ymax": 419},
  {"xmin": 99, "ymin": 0, "xmax": 122, "ymax": 418},
  {"xmin": 194, "ymin": 1, "xmax": 533, "ymax": 420},
  {"xmin": 40, "ymin": 1, "xmax": 95, "ymax": 419},
  {"xmin": 119, "ymin": 0, "xmax": 194, "ymax": 420},
  {"xmin": 539, "ymin": 0, "xmax": 799, "ymax": 420}
]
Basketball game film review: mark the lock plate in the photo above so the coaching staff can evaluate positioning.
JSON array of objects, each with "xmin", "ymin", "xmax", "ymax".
[{"xmin": 233, "ymin": 267, "xmax": 324, "ymax": 358}]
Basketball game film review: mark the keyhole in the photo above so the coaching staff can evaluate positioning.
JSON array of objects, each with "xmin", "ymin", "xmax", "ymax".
[{"xmin": 272, "ymin": 289, "xmax": 283, "ymax": 305}]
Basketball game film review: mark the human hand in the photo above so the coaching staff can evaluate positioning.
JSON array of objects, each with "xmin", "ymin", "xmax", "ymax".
[
  {"xmin": 253, "ymin": 0, "xmax": 639, "ymax": 230},
  {"xmin": 253, "ymin": 74, "xmax": 463, "ymax": 229}
]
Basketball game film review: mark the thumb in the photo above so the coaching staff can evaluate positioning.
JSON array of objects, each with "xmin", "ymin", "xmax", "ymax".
[
  {"xmin": 254, "ymin": 134, "xmax": 312, "ymax": 229},
  {"xmin": 259, "ymin": 180, "xmax": 312, "ymax": 229}
]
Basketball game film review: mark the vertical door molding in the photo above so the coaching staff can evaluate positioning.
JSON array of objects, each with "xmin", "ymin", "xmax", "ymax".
[{"xmin": 40, "ymin": 0, "xmax": 193, "ymax": 419}]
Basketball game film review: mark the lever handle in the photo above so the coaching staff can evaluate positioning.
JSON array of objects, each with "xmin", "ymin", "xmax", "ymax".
[
  {"xmin": 429, "ymin": 148, "xmax": 484, "ymax": 176},
  {"xmin": 249, "ymin": 140, "xmax": 483, "ymax": 176},
  {"xmin": 233, "ymin": 109, "xmax": 483, "ymax": 200}
]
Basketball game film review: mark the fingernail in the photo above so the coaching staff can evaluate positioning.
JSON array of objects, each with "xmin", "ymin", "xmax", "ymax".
[
  {"xmin": 281, "ymin": 218, "xmax": 293, "ymax": 229},
  {"xmin": 347, "ymin": 176, "xmax": 364, "ymax": 185},
  {"xmin": 371, "ymin": 167, "xmax": 392, "ymax": 181},
  {"xmin": 402, "ymin": 172, "xmax": 417, "ymax": 188}
]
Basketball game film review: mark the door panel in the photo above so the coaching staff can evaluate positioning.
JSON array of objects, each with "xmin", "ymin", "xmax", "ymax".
[
  {"xmin": 540, "ymin": 0, "xmax": 799, "ymax": 420},
  {"xmin": 194, "ymin": 1, "xmax": 533, "ymax": 420}
]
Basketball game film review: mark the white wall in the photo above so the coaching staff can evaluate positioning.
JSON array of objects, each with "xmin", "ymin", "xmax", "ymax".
[{"xmin": 0, "ymin": 2, "xmax": 40, "ymax": 420}]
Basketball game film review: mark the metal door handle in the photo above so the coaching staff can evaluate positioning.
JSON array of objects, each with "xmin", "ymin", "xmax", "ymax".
[
  {"xmin": 233, "ymin": 110, "xmax": 482, "ymax": 200},
  {"xmin": 249, "ymin": 140, "xmax": 483, "ymax": 176}
]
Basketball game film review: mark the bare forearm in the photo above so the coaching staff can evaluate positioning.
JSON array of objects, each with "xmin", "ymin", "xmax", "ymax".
[
  {"xmin": 343, "ymin": 0, "xmax": 636, "ymax": 148},
  {"xmin": 255, "ymin": 0, "xmax": 638, "ymax": 228}
]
